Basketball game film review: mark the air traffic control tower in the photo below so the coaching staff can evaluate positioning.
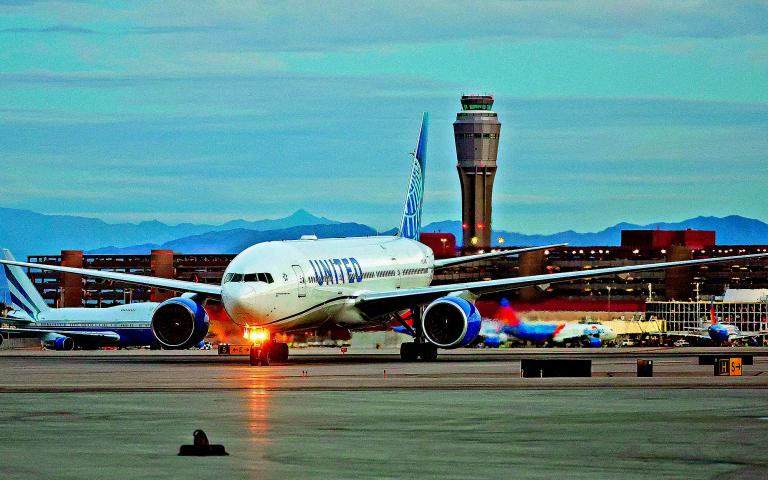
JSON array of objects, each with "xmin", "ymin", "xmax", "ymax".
[{"xmin": 454, "ymin": 95, "xmax": 501, "ymax": 248}]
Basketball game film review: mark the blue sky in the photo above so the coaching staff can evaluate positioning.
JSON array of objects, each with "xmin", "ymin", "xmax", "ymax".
[{"xmin": 1, "ymin": 1, "xmax": 767, "ymax": 233}]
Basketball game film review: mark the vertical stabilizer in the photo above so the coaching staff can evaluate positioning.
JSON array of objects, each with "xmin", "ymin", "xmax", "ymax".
[
  {"xmin": 399, "ymin": 112, "xmax": 428, "ymax": 240},
  {"xmin": 2, "ymin": 249, "xmax": 50, "ymax": 320}
]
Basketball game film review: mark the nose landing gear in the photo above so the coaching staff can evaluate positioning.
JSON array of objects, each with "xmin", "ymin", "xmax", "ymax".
[{"xmin": 245, "ymin": 328, "xmax": 289, "ymax": 366}]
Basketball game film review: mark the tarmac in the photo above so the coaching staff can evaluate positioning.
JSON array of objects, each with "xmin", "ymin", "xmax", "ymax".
[{"xmin": 2, "ymin": 347, "xmax": 768, "ymax": 479}]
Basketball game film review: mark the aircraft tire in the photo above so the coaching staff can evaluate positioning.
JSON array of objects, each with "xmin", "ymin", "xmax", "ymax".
[
  {"xmin": 400, "ymin": 342, "xmax": 418, "ymax": 361},
  {"xmin": 249, "ymin": 346, "xmax": 261, "ymax": 366},
  {"xmin": 273, "ymin": 342, "xmax": 289, "ymax": 362},
  {"xmin": 418, "ymin": 343, "xmax": 438, "ymax": 361},
  {"xmin": 259, "ymin": 343, "xmax": 271, "ymax": 366}
]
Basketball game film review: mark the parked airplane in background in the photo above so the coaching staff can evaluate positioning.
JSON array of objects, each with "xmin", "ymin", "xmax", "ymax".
[
  {"xmin": 660, "ymin": 297, "xmax": 766, "ymax": 345},
  {"xmin": 480, "ymin": 299, "xmax": 617, "ymax": 347},
  {"xmin": 2, "ymin": 113, "xmax": 767, "ymax": 365},
  {"xmin": 0, "ymin": 249, "xmax": 208, "ymax": 350}
]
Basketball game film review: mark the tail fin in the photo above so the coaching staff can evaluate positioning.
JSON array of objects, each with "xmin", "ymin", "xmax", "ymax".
[
  {"xmin": 497, "ymin": 298, "xmax": 521, "ymax": 327},
  {"xmin": 399, "ymin": 112, "xmax": 428, "ymax": 241},
  {"xmin": 1, "ymin": 249, "xmax": 50, "ymax": 320},
  {"xmin": 710, "ymin": 296, "xmax": 717, "ymax": 325}
]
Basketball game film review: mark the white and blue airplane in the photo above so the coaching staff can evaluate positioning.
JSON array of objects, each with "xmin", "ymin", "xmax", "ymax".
[
  {"xmin": 1, "ymin": 113, "xmax": 766, "ymax": 364},
  {"xmin": 0, "ymin": 249, "xmax": 208, "ymax": 350},
  {"xmin": 479, "ymin": 299, "xmax": 617, "ymax": 348},
  {"xmin": 659, "ymin": 297, "xmax": 766, "ymax": 345}
]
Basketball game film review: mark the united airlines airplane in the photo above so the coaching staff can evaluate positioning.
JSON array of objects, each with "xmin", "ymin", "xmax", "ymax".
[
  {"xmin": 2, "ymin": 113, "xmax": 766, "ymax": 365},
  {"xmin": 0, "ymin": 249, "xmax": 207, "ymax": 350}
]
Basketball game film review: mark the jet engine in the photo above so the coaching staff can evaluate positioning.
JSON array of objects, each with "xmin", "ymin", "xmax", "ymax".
[
  {"xmin": 151, "ymin": 297, "xmax": 209, "ymax": 349},
  {"xmin": 422, "ymin": 296, "xmax": 481, "ymax": 349},
  {"xmin": 44, "ymin": 335, "xmax": 74, "ymax": 351},
  {"xmin": 587, "ymin": 337, "xmax": 602, "ymax": 348}
]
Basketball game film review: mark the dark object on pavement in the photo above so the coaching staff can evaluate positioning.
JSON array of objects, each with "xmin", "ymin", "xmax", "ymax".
[
  {"xmin": 637, "ymin": 359, "xmax": 653, "ymax": 377},
  {"xmin": 178, "ymin": 429, "xmax": 229, "ymax": 456},
  {"xmin": 520, "ymin": 359, "xmax": 591, "ymax": 377}
]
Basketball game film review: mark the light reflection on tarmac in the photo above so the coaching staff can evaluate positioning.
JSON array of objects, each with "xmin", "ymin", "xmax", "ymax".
[{"xmin": 1, "ymin": 348, "xmax": 767, "ymax": 479}]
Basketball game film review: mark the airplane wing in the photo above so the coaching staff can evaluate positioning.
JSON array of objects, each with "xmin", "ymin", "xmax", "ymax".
[
  {"xmin": 0, "ymin": 327, "xmax": 121, "ymax": 341},
  {"xmin": 433, "ymin": 244, "xmax": 566, "ymax": 269},
  {"xmin": 0, "ymin": 259, "xmax": 221, "ymax": 297},
  {"xmin": 731, "ymin": 331, "xmax": 768, "ymax": 340},
  {"xmin": 357, "ymin": 253, "xmax": 768, "ymax": 318},
  {"xmin": 646, "ymin": 331, "xmax": 709, "ymax": 339}
]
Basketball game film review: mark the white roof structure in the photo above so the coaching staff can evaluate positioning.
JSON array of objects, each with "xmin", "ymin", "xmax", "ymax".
[{"xmin": 723, "ymin": 289, "xmax": 768, "ymax": 303}]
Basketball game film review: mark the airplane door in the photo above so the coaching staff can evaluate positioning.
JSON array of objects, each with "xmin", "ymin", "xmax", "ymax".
[
  {"xmin": 391, "ymin": 257, "xmax": 401, "ymax": 289},
  {"xmin": 292, "ymin": 265, "xmax": 307, "ymax": 297}
]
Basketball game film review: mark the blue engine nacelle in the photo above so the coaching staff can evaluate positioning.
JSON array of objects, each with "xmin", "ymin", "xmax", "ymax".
[
  {"xmin": 422, "ymin": 296, "xmax": 482, "ymax": 349},
  {"xmin": 588, "ymin": 337, "xmax": 602, "ymax": 348},
  {"xmin": 43, "ymin": 335, "xmax": 74, "ymax": 351},
  {"xmin": 151, "ymin": 297, "xmax": 209, "ymax": 349}
]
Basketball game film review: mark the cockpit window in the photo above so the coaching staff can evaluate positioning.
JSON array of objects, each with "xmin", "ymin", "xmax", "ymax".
[
  {"xmin": 243, "ymin": 272, "xmax": 274, "ymax": 284},
  {"xmin": 231, "ymin": 273, "xmax": 243, "ymax": 282}
]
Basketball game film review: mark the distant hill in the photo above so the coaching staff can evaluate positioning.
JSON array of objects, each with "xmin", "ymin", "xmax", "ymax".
[
  {"xmin": 422, "ymin": 215, "xmax": 768, "ymax": 246},
  {"xmin": 2, "ymin": 205, "xmax": 766, "ymax": 259},
  {"xmin": 0, "ymin": 208, "xmax": 339, "ymax": 259},
  {"xmin": 88, "ymin": 223, "xmax": 379, "ymax": 255}
]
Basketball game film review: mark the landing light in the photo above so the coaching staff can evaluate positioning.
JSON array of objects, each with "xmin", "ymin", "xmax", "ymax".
[{"xmin": 243, "ymin": 326, "xmax": 269, "ymax": 343}]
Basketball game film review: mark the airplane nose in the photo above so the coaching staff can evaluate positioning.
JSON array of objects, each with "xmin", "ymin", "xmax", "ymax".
[{"xmin": 222, "ymin": 283, "xmax": 257, "ymax": 322}]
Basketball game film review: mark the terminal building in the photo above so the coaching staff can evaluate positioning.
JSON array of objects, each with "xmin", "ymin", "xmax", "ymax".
[{"xmin": 20, "ymin": 229, "xmax": 768, "ymax": 313}]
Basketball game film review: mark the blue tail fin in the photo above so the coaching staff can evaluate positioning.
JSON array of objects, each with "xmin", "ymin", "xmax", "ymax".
[
  {"xmin": 2, "ymin": 249, "xmax": 50, "ymax": 320},
  {"xmin": 399, "ymin": 112, "xmax": 428, "ymax": 240}
]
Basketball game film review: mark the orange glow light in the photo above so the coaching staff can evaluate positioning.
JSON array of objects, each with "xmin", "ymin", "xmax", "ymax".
[{"xmin": 244, "ymin": 326, "xmax": 270, "ymax": 344}]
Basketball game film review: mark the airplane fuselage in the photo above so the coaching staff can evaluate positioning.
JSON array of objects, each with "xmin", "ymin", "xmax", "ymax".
[
  {"xmin": 221, "ymin": 236, "xmax": 434, "ymax": 331},
  {"xmin": 708, "ymin": 323, "xmax": 740, "ymax": 343},
  {"xmin": 19, "ymin": 303, "xmax": 160, "ymax": 347},
  {"xmin": 505, "ymin": 322, "xmax": 616, "ymax": 346}
]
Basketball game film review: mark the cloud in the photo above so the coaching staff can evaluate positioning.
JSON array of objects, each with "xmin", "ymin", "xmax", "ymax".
[
  {"xmin": 125, "ymin": 25, "xmax": 226, "ymax": 35},
  {"xmin": 0, "ymin": 24, "xmax": 97, "ymax": 34},
  {"xmin": 4, "ymin": 1, "xmax": 768, "ymax": 53}
]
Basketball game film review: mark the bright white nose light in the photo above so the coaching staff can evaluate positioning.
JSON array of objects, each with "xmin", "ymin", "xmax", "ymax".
[{"xmin": 244, "ymin": 326, "xmax": 269, "ymax": 343}]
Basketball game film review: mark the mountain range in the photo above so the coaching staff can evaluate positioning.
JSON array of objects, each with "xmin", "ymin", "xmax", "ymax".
[
  {"xmin": 422, "ymin": 216, "xmax": 768, "ymax": 247},
  {"xmin": 0, "ymin": 207, "xmax": 766, "ymax": 260},
  {"xmin": 0, "ymin": 207, "xmax": 339, "ymax": 259}
]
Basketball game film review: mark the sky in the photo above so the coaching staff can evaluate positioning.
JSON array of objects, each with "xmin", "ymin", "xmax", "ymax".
[{"xmin": 0, "ymin": 1, "xmax": 767, "ymax": 234}]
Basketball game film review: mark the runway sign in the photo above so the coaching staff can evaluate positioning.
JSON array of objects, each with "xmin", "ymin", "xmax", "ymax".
[
  {"xmin": 218, "ymin": 344, "xmax": 251, "ymax": 355},
  {"xmin": 699, "ymin": 355, "xmax": 753, "ymax": 366},
  {"xmin": 715, "ymin": 357, "xmax": 742, "ymax": 376}
]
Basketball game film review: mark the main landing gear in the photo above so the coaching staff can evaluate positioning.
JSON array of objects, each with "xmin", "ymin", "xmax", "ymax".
[
  {"xmin": 397, "ymin": 307, "xmax": 439, "ymax": 362},
  {"xmin": 400, "ymin": 342, "xmax": 438, "ymax": 361}
]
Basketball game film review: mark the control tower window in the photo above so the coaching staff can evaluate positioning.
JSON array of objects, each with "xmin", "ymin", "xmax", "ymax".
[{"xmin": 462, "ymin": 103, "xmax": 491, "ymax": 111}]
